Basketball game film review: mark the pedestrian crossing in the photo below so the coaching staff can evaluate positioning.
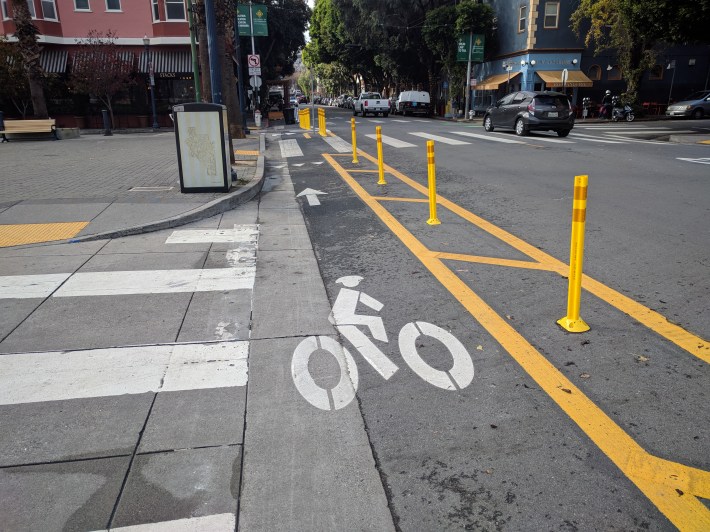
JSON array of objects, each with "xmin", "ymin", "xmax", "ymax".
[{"xmin": 277, "ymin": 124, "xmax": 675, "ymax": 155}]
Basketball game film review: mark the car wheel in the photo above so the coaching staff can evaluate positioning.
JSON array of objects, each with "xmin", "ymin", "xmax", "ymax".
[
  {"xmin": 353, "ymin": 108, "xmax": 358, "ymax": 116},
  {"xmin": 362, "ymin": 110, "xmax": 367, "ymax": 117},
  {"xmin": 483, "ymin": 115, "xmax": 494, "ymax": 132},
  {"xmin": 692, "ymin": 108, "xmax": 704, "ymax": 119},
  {"xmin": 556, "ymin": 129, "xmax": 570, "ymax": 137},
  {"xmin": 515, "ymin": 118, "xmax": 527, "ymax": 136},
  {"xmin": 383, "ymin": 112, "xmax": 389, "ymax": 118}
]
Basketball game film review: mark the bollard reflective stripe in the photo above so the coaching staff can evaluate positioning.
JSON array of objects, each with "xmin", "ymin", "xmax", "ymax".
[
  {"xmin": 558, "ymin": 174, "xmax": 590, "ymax": 333},
  {"xmin": 376, "ymin": 126, "xmax": 386, "ymax": 185},
  {"xmin": 351, "ymin": 118, "xmax": 359, "ymax": 164},
  {"xmin": 426, "ymin": 140, "xmax": 440, "ymax": 225}
]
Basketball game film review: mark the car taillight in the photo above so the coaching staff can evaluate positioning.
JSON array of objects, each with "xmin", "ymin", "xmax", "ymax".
[
  {"xmin": 527, "ymin": 100, "xmax": 536, "ymax": 114},
  {"xmin": 364, "ymin": 101, "xmax": 368, "ymax": 107}
]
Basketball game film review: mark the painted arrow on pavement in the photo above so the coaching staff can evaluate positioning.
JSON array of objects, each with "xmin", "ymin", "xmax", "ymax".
[{"xmin": 297, "ymin": 188, "xmax": 327, "ymax": 206}]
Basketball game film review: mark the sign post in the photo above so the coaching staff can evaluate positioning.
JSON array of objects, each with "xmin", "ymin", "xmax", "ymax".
[
  {"xmin": 562, "ymin": 68, "xmax": 569, "ymax": 92},
  {"xmin": 457, "ymin": 34, "xmax": 484, "ymax": 119}
]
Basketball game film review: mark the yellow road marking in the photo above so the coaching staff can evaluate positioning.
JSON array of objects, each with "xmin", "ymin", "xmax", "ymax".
[
  {"xmin": 435, "ymin": 252, "xmax": 556, "ymax": 271},
  {"xmin": 234, "ymin": 150, "xmax": 259, "ymax": 156},
  {"xmin": 357, "ymin": 149, "xmax": 709, "ymax": 364},
  {"xmin": 0, "ymin": 222, "xmax": 89, "ymax": 247},
  {"xmin": 350, "ymin": 169, "xmax": 381, "ymax": 173},
  {"xmin": 372, "ymin": 197, "xmax": 428, "ymax": 203},
  {"xmin": 323, "ymin": 151, "xmax": 710, "ymax": 530}
]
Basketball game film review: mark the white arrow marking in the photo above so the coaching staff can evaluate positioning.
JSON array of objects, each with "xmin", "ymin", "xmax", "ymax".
[
  {"xmin": 297, "ymin": 188, "xmax": 327, "ymax": 206},
  {"xmin": 677, "ymin": 157, "xmax": 710, "ymax": 165},
  {"xmin": 292, "ymin": 163, "xmax": 305, "ymax": 167},
  {"xmin": 313, "ymin": 161, "xmax": 324, "ymax": 165}
]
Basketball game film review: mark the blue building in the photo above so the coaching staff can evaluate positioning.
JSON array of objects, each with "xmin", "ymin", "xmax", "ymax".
[{"xmin": 471, "ymin": 0, "xmax": 710, "ymax": 115}]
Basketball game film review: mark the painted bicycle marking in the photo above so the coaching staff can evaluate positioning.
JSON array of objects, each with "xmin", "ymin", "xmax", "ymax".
[{"xmin": 291, "ymin": 276, "xmax": 474, "ymax": 410}]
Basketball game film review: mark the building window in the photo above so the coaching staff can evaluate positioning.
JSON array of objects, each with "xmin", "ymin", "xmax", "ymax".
[
  {"xmin": 152, "ymin": 0, "xmax": 159, "ymax": 20},
  {"xmin": 74, "ymin": 0, "xmax": 89, "ymax": 10},
  {"xmin": 518, "ymin": 5, "xmax": 527, "ymax": 33},
  {"xmin": 165, "ymin": 0, "xmax": 185, "ymax": 20},
  {"xmin": 649, "ymin": 64, "xmax": 663, "ymax": 80},
  {"xmin": 544, "ymin": 2, "xmax": 559, "ymax": 28},
  {"xmin": 588, "ymin": 65, "xmax": 601, "ymax": 80},
  {"xmin": 105, "ymin": 0, "xmax": 120, "ymax": 11},
  {"xmin": 27, "ymin": 0, "xmax": 37, "ymax": 18},
  {"xmin": 1, "ymin": 0, "xmax": 8, "ymax": 19},
  {"xmin": 608, "ymin": 65, "xmax": 621, "ymax": 80},
  {"xmin": 41, "ymin": 0, "xmax": 57, "ymax": 19}
]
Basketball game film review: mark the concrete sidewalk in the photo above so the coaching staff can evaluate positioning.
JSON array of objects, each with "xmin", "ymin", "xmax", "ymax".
[{"xmin": 0, "ymin": 131, "xmax": 265, "ymax": 247}]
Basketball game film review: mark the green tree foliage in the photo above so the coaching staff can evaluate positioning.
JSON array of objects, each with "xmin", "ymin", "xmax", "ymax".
[
  {"xmin": 69, "ymin": 30, "xmax": 135, "ymax": 128},
  {"xmin": 571, "ymin": 0, "xmax": 710, "ymax": 103},
  {"xmin": 0, "ymin": 36, "xmax": 32, "ymax": 117},
  {"xmin": 9, "ymin": 0, "xmax": 48, "ymax": 118}
]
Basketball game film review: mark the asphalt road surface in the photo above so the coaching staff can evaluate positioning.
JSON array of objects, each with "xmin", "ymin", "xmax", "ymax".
[{"xmin": 280, "ymin": 108, "xmax": 709, "ymax": 531}]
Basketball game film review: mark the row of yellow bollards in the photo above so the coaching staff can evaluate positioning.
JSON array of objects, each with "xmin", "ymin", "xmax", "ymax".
[{"xmin": 347, "ymin": 117, "xmax": 589, "ymax": 333}]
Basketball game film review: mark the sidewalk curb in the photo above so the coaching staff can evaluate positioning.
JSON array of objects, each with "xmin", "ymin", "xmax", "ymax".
[{"xmin": 69, "ymin": 134, "xmax": 267, "ymax": 243}]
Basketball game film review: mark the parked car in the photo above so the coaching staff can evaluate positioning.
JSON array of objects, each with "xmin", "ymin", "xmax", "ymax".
[
  {"xmin": 483, "ymin": 91, "xmax": 575, "ymax": 137},
  {"xmin": 665, "ymin": 90, "xmax": 710, "ymax": 119},
  {"xmin": 396, "ymin": 90, "xmax": 432, "ymax": 116}
]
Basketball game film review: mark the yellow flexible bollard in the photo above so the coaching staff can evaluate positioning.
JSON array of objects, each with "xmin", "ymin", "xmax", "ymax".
[
  {"xmin": 426, "ymin": 140, "xmax": 440, "ymax": 225},
  {"xmin": 318, "ymin": 108, "xmax": 326, "ymax": 136},
  {"xmin": 351, "ymin": 118, "xmax": 359, "ymax": 164},
  {"xmin": 376, "ymin": 126, "xmax": 387, "ymax": 185},
  {"xmin": 557, "ymin": 175, "xmax": 590, "ymax": 333}
]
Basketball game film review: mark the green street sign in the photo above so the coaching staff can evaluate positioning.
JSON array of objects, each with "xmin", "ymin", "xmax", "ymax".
[
  {"xmin": 237, "ymin": 4, "xmax": 268, "ymax": 37},
  {"xmin": 456, "ymin": 34, "xmax": 484, "ymax": 62}
]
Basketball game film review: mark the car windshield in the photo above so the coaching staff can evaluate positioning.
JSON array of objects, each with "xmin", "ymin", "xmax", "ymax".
[
  {"xmin": 534, "ymin": 95, "xmax": 569, "ymax": 108},
  {"xmin": 362, "ymin": 93, "xmax": 381, "ymax": 99},
  {"xmin": 682, "ymin": 91, "xmax": 710, "ymax": 101}
]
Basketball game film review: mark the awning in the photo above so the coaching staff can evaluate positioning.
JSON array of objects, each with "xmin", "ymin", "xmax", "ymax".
[
  {"xmin": 40, "ymin": 49, "xmax": 68, "ymax": 73},
  {"xmin": 475, "ymin": 72, "xmax": 521, "ymax": 90},
  {"xmin": 71, "ymin": 50, "xmax": 135, "ymax": 72},
  {"xmin": 139, "ymin": 50, "xmax": 191, "ymax": 73},
  {"xmin": 537, "ymin": 70, "xmax": 593, "ymax": 88}
]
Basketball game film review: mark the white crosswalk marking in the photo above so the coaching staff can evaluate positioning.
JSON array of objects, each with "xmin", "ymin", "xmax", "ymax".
[
  {"xmin": 522, "ymin": 135, "xmax": 574, "ymax": 144},
  {"xmin": 367, "ymin": 119, "xmax": 385, "ymax": 123},
  {"xmin": 166, "ymin": 225, "xmax": 259, "ymax": 244},
  {"xmin": 323, "ymin": 135, "xmax": 352, "ymax": 153},
  {"xmin": 568, "ymin": 133, "xmax": 624, "ymax": 144},
  {"xmin": 451, "ymin": 131, "xmax": 525, "ymax": 144},
  {"xmin": 365, "ymin": 133, "xmax": 417, "ymax": 148},
  {"xmin": 106, "ymin": 514, "xmax": 237, "ymax": 531},
  {"xmin": 0, "ymin": 273, "xmax": 71, "ymax": 299},
  {"xmin": 279, "ymin": 138, "xmax": 303, "ymax": 157},
  {"xmin": 391, "ymin": 119, "xmax": 410, "ymax": 123},
  {"xmin": 0, "ymin": 342, "xmax": 249, "ymax": 405},
  {"xmin": 408, "ymin": 132, "xmax": 470, "ymax": 145}
]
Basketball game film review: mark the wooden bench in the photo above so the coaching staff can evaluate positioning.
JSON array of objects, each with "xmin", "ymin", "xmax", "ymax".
[{"xmin": 0, "ymin": 119, "xmax": 58, "ymax": 142}]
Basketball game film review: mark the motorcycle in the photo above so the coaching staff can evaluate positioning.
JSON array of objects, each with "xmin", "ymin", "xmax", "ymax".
[{"xmin": 611, "ymin": 96, "xmax": 635, "ymax": 122}]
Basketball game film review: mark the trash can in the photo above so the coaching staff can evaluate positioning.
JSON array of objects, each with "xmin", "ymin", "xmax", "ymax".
[
  {"xmin": 284, "ymin": 107, "xmax": 296, "ymax": 125},
  {"xmin": 173, "ymin": 103, "xmax": 231, "ymax": 193}
]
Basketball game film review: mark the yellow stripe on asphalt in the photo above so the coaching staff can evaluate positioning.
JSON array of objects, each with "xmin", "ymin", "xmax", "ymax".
[
  {"xmin": 0, "ymin": 222, "xmax": 89, "ymax": 247},
  {"xmin": 234, "ymin": 150, "xmax": 259, "ymax": 156},
  {"xmin": 323, "ymin": 150, "xmax": 710, "ymax": 530}
]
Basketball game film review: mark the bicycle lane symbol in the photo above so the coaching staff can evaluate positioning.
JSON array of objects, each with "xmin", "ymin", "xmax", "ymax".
[{"xmin": 291, "ymin": 275, "xmax": 474, "ymax": 411}]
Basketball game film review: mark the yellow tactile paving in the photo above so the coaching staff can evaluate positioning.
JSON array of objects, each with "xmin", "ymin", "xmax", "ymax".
[
  {"xmin": 0, "ymin": 222, "xmax": 90, "ymax": 247},
  {"xmin": 234, "ymin": 150, "xmax": 260, "ymax": 156}
]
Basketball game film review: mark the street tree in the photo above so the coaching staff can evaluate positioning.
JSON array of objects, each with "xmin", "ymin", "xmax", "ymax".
[
  {"xmin": 70, "ymin": 30, "xmax": 135, "ymax": 129},
  {"xmin": 571, "ymin": 0, "xmax": 710, "ymax": 103},
  {"xmin": 0, "ymin": 36, "xmax": 32, "ymax": 117},
  {"xmin": 9, "ymin": 0, "xmax": 48, "ymax": 118}
]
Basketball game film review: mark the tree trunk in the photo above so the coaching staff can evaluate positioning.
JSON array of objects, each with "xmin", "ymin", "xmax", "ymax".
[
  {"xmin": 10, "ymin": 0, "xmax": 49, "ymax": 118},
  {"xmin": 222, "ymin": 27, "xmax": 244, "ymax": 140},
  {"xmin": 195, "ymin": 0, "xmax": 211, "ymax": 102}
]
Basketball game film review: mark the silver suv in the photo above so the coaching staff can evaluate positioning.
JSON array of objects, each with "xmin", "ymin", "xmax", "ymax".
[{"xmin": 483, "ymin": 91, "xmax": 575, "ymax": 137}]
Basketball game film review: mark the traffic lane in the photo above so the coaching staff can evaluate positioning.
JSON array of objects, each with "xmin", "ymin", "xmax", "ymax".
[{"xmin": 287, "ymin": 147, "xmax": 677, "ymax": 529}]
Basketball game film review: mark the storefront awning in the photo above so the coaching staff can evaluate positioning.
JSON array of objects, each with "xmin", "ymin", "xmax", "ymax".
[
  {"xmin": 537, "ymin": 70, "xmax": 593, "ymax": 88},
  {"xmin": 139, "ymin": 50, "xmax": 191, "ymax": 73},
  {"xmin": 40, "ymin": 49, "xmax": 68, "ymax": 73},
  {"xmin": 71, "ymin": 50, "xmax": 135, "ymax": 72},
  {"xmin": 475, "ymin": 72, "xmax": 521, "ymax": 90}
]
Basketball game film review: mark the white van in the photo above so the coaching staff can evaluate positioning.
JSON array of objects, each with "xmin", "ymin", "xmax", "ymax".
[{"xmin": 396, "ymin": 91, "xmax": 432, "ymax": 116}]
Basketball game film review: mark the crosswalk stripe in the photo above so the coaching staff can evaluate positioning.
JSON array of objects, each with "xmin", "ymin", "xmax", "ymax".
[
  {"xmin": 522, "ymin": 135, "xmax": 575, "ymax": 144},
  {"xmin": 279, "ymin": 139, "xmax": 303, "ymax": 157},
  {"xmin": 365, "ymin": 133, "xmax": 417, "ymax": 148},
  {"xmin": 451, "ymin": 131, "xmax": 525, "ymax": 144},
  {"xmin": 0, "ymin": 273, "xmax": 71, "ymax": 299},
  {"xmin": 166, "ymin": 225, "xmax": 259, "ymax": 244},
  {"xmin": 323, "ymin": 135, "xmax": 352, "ymax": 153},
  {"xmin": 0, "ymin": 341, "xmax": 249, "ymax": 405},
  {"xmin": 391, "ymin": 119, "xmax": 410, "ymax": 123},
  {"xmin": 568, "ymin": 133, "xmax": 624, "ymax": 144},
  {"xmin": 106, "ymin": 513, "xmax": 237, "ymax": 531},
  {"xmin": 408, "ymin": 132, "xmax": 470, "ymax": 145}
]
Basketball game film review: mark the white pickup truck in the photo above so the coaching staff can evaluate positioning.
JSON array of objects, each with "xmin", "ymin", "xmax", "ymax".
[{"xmin": 353, "ymin": 92, "xmax": 390, "ymax": 117}]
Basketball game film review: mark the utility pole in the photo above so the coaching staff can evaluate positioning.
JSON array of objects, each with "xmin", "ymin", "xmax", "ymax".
[
  {"xmin": 249, "ymin": 1, "xmax": 259, "ymax": 113},
  {"xmin": 204, "ymin": 0, "xmax": 221, "ymax": 104},
  {"xmin": 186, "ymin": 0, "xmax": 201, "ymax": 101},
  {"xmin": 234, "ymin": 7, "xmax": 249, "ymax": 132},
  {"xmin": 464, "ymin": 31, "xmax": 473, "ymax": 119}
]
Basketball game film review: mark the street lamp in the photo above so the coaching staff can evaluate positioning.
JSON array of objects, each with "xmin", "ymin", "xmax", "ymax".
[{"xmin": 143, "ymin": 35, "xmax": 159, "ymax": 130}]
